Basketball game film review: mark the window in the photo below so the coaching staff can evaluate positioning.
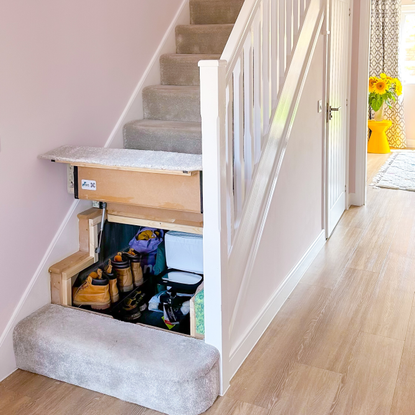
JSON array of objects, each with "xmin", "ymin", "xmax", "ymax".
[{"xmin": 401, "ymin": 5, "xmax": 415, "ymax": 84}]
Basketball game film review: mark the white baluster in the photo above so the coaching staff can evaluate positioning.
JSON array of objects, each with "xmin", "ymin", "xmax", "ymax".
[
  {"xmin": 279, "ymin": 0, "xmax": 286, "ymax": 83},
  {"xmin": 253, "ymin": 10, "xmax": 262, "ymax": 164},
  {"xmin": 233, "ymin": 57, "xmax": 245, "ymax": 221},
  {"xmin": 225, "ymin": 81, "xmax": 235, "ymax": 244},
  {"xmin": 271, "ymin": 0, "xmax": 279, "ymax": 108},
  {"xmin": 286, "ymin": 0, "xmax": 293, "ymax": 59},
  {"xmin": 243, "ymin": 34, "xmax": 254, "ymax": 192},
  {"xmin": 293, "ymin": 0, "xmax": 299, "ymax": 39},
  {"xmin": 261, "ymin": 0, "xmax": 270, "ymax": 137}
]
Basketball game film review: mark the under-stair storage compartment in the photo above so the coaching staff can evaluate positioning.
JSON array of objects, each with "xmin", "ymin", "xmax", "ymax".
[{"xmin": 50, "ymin": 209, "xmax": 205, "ymax": 338}]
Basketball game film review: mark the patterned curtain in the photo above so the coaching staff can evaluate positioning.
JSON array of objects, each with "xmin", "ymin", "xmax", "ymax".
[{"xmin": 370, "ymin": 0, "xmax": 407, "ymax": 148}]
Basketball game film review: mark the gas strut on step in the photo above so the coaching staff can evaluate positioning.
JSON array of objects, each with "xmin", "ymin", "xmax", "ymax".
[{"xmin": 95, "ymin": 202, "xmax": 107, "ymax": 254}]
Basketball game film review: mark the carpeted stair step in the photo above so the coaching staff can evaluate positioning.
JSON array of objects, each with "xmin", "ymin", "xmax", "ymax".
[
  {"xmin": 143, "ymin": 85, "xmax": 201, "ymax": 122},
  {"xmin": 13, "ymin": 304, "xmax": 220, "ymax": 415},
  {"xmin": 190, "ymin": 0, "xmax": 245, "ymax": 24},
  {"xmin": 176, "ymin": 24, "xmax": 233, "ymax": 54},
  {"xmin": 124, "ymin": 119, "xmax": 202, "ymax": 154},
  {"xmin": 160, "ymin": 54, "xmax": 220, "ymax": 86}
]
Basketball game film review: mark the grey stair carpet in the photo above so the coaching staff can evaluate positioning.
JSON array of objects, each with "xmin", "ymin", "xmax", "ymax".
[
  {"xmin": 123, "ymin": 0, "xmax": 240, "ymax": 155},
  {"xmin": 40, "ymin": 145, "xmax": 202, "ymax": 172},
  {"xmin": 124, "ymin": 120, "xmax": 202, "ymax": 154},
  {"xmin": 160, "ymin": 54, "xmax": 220, "ymax": 86},
  {"xmin": 14, "ymin": 305, "xmax": 220, "ymax": 415},
  {"xmin": 175, "ymin": 24, "xmax": 234, "ymax": 54},
  {"xmin": 190, "ymin": 0, "xmax": 244, "ymax": 24},
  {"xmin": 143, "ymin": 85, "xmax": 201, "ymax": 122}
]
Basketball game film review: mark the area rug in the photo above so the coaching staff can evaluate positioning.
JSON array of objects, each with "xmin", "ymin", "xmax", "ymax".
[{"xmin": 372, "ymin": 151, "xmax": 415, "ymax": 191}]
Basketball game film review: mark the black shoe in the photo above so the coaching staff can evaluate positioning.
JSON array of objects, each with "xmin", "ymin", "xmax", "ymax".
[{"xmin": 120, "ymin": 298, "xmax": 142, "ymax": 322}]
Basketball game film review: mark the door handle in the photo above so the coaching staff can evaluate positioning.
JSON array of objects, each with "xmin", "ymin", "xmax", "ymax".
[{"xmin": 327, "ymin": 105, "xmax": 341, "ymax": 121}]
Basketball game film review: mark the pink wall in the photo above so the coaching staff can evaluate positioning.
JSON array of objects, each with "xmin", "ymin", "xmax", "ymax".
[
  {"xmin": 233, "ymin": 35, "xmax": 325, "ymax": 343},
  {"xmin": 0, "ymin": 0, "xmax": 182, "ymax": 338}
]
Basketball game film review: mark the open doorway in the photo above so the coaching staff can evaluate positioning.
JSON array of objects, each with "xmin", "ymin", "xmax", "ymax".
[{"xmin": 349, "ymin": 0, "xmax": 415, "ymax": 206}]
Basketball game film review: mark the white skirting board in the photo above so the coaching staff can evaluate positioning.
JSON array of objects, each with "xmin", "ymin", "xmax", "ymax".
[{"xmin": 227, "ymin": 230, "xmax": 326, "ymax": 382}]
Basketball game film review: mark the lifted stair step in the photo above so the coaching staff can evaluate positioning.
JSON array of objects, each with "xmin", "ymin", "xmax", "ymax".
[
  {"xmin": 40, "ymin": 145, "xmax": 202, "ymax": 173},
  {"xmin": 40, "ymin": 146, "xmax": 203, "ymax": 213},
  {"xmin": 13, "ymin": 305, "xmax": 220, "ymax": 415}
]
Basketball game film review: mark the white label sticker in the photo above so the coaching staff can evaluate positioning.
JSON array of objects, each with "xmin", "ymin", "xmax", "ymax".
[{"xmin": 81, "ymin": 179, "xmax": 97, "ymax": 191}]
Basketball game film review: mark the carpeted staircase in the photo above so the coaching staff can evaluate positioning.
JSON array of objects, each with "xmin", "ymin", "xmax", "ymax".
[
  {"xmin": 15, "ymin": 1, "xmax": 245, "ymax": 415},
  {"xmin": 123, "ymin": 0, "xmax": 243, "ymax": 155}
]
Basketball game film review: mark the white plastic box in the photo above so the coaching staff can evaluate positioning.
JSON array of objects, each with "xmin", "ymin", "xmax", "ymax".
[{"xmin": 165, "ymin": 231, "xmax": 203, "ymax": 274}]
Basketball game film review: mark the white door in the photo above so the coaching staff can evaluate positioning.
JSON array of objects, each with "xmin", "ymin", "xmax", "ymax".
[{"xmin": 326, "ymin": 0, "xmax": 350, "ymax": 237}]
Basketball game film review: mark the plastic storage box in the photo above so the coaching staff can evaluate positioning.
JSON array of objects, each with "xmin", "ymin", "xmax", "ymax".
[{"xmin": 165, "ymin": 231, "xmax": 203, "ymax": 274}]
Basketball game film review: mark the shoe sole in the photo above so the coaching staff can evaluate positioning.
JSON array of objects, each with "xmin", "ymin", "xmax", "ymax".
[{"xmin": 73, "ymin": 301, "xmax": 111, "ymax": 310}]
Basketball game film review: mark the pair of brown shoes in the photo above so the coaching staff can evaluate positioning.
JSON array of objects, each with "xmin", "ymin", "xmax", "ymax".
[
  {"xmin": 73, "ymin": 268, "xmax": 116, "ymax": 310},
  {"xmin": 112, "ymin": 250, "xmax": 144, "ymax": 293}
]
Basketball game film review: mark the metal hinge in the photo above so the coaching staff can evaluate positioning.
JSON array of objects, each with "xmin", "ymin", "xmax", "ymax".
[{"xmin": 349, "ymin": 7, "xmax": 351, "ymax": 16}]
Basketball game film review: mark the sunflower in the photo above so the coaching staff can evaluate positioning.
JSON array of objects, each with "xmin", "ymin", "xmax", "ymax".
[
  {"xmin": 369, "ymin": 77, "xmax": 378, "ymax": 93},
  {"xmin": 374, "ymin": 80, "xmax": 387, "ymax": 94},
  {"xmin": 394, "ymin": 78, "xmax": 402, "ymax": 96}
]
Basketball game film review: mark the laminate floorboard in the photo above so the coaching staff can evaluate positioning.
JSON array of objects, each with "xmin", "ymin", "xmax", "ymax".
[
  {"xmin": 300, "ymin": 268, "xmax": 379, "ymax": 373},
  {"xmin": 1, "ymin": 153, "xmax": 413, "ymax": 415},
  {"xmin": 390, "ymin": 293, "xmax": 415, "ymax": 415},
  {"xmin": 268, "ymin": 363, "xmax": 342, "ymax": 415},
  {"xmin": 331, "ymin": 332, "xmax": 403, "ymax": 415}
]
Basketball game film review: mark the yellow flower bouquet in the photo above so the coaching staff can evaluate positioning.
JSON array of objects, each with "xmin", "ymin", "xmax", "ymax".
[{"xmin": 368, "ymin": 73, "xmax": 402, "ymax": 113}]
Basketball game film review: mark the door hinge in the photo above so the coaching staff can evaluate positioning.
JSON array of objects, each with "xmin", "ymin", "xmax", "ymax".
[{"xmin": 349, "ymin": 7, "xmax": 351, "ymax": 16}]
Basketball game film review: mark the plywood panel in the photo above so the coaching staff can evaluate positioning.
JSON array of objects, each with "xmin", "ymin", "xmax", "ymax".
[{"xmin": 76, "ymin": 167, "xmax": 201, "ymax": 213}]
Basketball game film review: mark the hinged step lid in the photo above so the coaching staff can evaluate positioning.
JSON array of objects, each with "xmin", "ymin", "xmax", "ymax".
[{"xmin": 39, "ymin": 145, "xmax": 202, "ymax": 174}]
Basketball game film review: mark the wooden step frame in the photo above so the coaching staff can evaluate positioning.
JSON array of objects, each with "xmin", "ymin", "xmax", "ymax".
[{"xmin": 49, "ymin": 208, "xmax": 102, "ymax": 306}]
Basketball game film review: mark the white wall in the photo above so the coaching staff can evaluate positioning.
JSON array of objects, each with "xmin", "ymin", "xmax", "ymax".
[
  {"xmin": 0, "ymin": 0, "xmax": 184, "ymax": 381},
  {"xmin": 230, "ymin": 35, "xmax": 325, "ymax": 366}
]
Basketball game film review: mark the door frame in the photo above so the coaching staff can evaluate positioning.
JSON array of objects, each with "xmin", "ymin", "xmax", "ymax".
[
  {"xmin": 324, "ymin": 0, "xmax": 353, "ymax": 238},
  {"xmin": 350, "ymin": 0, "xmax": 371, "ymax": 207}
]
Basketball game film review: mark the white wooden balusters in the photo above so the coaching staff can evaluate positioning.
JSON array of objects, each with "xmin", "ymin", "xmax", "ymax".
[{"xmin": 200, "ymin": 0, "xmax": 325, "ymax": 392}]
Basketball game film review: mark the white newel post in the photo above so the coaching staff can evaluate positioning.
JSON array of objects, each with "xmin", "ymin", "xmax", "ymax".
[{"xmin": 199, "ymin": 60, "xmax": 231, "ymax": 393}]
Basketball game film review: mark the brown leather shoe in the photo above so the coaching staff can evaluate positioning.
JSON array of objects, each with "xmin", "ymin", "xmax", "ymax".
[
  {"xmin": 112, "ymin": 252, "xmax": 134, "ymax": 293},
  {"xmin": 73, "ymin": 270, "xmax": 111, "ymax": 310},
  {"xmin": 101, "ymin": 260, "xmax": 119, "ymax": 303},
  {"xmin": 124, "ymin": 249, "xmax": 144, "ymax": 288}
]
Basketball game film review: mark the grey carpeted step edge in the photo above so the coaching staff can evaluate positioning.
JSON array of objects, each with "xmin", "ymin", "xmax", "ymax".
[
  {"xmin": 13, "ymin": 305, "xmax": 220, "ymax": 415},
  {"xmin": 190, "ymin": 0, "xmax": 245, "ymax": 24},
  {"xmin": 176, "ymin": 24, "xmax": 234, "ymax": 54},
  {"xmin": 143, "ymin": 85, "xmax": 200, "ymax": 122},
  {"xmin": 40, "ymin": 145, "xmax": 202, "ymax": 172},
  {"xmin": 124, "ymin": 120, "xmax": 202, "ymax": 154},
  {"xmin": 160, "ymin": 54, "xmax": 220, "ymax": 86}
]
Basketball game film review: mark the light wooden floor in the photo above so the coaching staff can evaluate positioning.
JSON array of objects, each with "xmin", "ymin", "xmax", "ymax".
[{"xmin": 2, "ymin": 152, "xmax": 415, "ymax": 415}]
